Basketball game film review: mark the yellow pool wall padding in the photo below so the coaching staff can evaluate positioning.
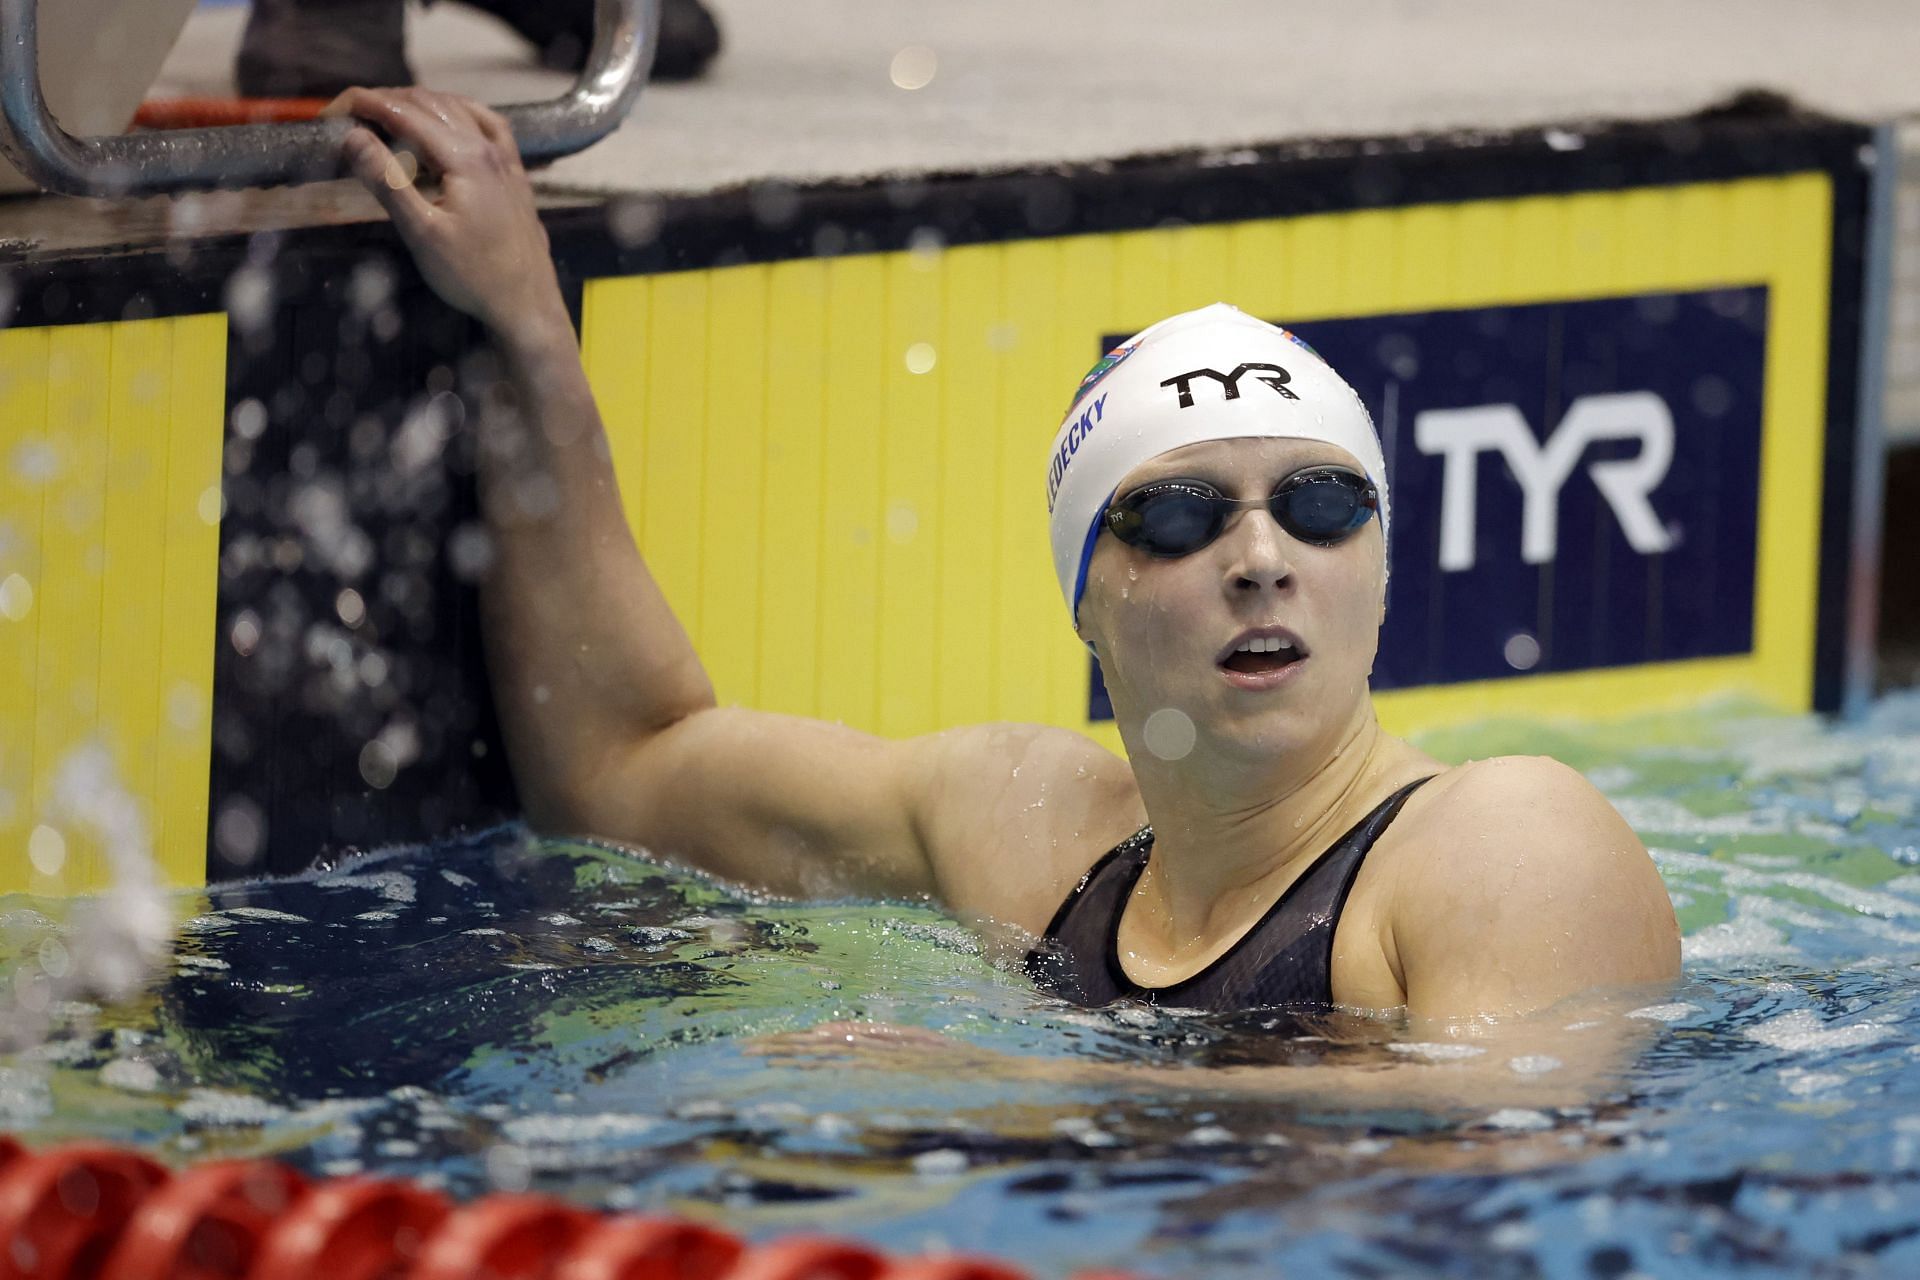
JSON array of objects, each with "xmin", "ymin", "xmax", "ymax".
[{"xmin": 0, "ymin": 313, "xmax": 227, "ymax": 897}]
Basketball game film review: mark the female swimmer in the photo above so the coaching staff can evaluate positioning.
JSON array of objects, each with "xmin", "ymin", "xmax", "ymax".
[{"xmin": 328, "ymin": 88, "xmax": 1680, "ymax": 1040}]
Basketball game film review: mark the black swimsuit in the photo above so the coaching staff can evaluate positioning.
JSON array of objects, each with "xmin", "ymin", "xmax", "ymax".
[{"xmin": 1024, "ymin": 777, "xmax": 1435, "ymax": 1012}]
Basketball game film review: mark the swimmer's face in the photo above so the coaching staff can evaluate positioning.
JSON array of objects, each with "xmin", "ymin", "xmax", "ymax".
[{"xmin": 1076, "ymin": 436, "xmax": 1386, "ymax": 765}]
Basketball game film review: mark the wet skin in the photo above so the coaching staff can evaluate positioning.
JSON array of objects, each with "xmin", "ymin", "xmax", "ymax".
[{"xmin": 333, "ymin": 86, "xmax": 1680, "ymax": 1103}]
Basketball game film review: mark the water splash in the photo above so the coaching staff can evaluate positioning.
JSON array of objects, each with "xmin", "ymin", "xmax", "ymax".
[{"xmin": 1, "ymin": 746, "xmax": 171, "ymax": 1052}]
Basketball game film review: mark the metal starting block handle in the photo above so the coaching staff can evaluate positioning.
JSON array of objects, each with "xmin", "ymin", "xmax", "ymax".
[{"xmin": 0, "ymin": 0, "xmax": 656, "ymax": 197}]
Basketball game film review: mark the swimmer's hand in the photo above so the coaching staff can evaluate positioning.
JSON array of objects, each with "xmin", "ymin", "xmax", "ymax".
[{"xmin": 328, "ymin": 87, "xmax": 569, "ymax": 337}]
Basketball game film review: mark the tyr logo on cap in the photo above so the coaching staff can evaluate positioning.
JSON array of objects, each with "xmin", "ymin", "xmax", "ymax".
[{"xmin": 1160, "ymin": 363, "xmax": 1300, "ymax": 408}]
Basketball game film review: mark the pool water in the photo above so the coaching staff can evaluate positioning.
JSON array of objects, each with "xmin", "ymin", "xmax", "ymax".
[{"xmin": 6, "ymin": 692, "xmax": 1920, "ymax": 1278}]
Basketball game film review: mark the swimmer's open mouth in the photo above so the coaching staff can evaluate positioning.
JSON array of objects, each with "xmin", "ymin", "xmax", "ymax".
[{"xmin": 1217, "ymin": 628, "xmax": 1308, "ymax": 675}]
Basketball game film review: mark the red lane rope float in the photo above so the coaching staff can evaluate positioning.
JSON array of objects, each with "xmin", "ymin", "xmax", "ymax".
[
  {"xmin": 407, "ymin": 1193, "xmax": 595, "ymax": 1280},
  {"xmin": 240, "ymin": 1175, "xmax": 450, "ymax": 1280},
  {"xmin": 0, "ymin": 1138, "xmax": 1148, "ymax": 1280},
  {"xmin": 885, "ymin": 1260, "xmax": 1033, "ymax": 1280},
  {"xmin": 551, "ymin": 1217, "xmax": 745, "ymax": 1280},
  {"xmin": 0, "ymin": 1145, "xmax": 168, "ymax": 1280},
  {"xmin": 722, "ymin": 1237, "xmax": 890, "ymax": 1280},
  {"xmin": 99, "ymin": 1160, "xmax": 306, "ymax": 1280},
  {"xmin": 133, "ymin": 98, "xmax": 330, "ymax": 130}
]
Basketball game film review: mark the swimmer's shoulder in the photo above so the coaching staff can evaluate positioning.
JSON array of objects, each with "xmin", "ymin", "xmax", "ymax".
[
  {"xmin": 908, "ymin": 722, "xmax": 1145, "ymax": 934},
  {"xmin": 1373, "ymin": 755, "xmax": 1679, "ymax": 1012},
  {"xmin": 1397, "ymin": 754, "xmax": 1626, "ymax": 833},
  {"xmin": 1382, "ymin": 754, "xmax": 1644, "ymax": 874}
]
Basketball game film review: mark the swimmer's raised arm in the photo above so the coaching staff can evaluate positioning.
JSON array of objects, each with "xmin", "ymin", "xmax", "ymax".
[
  {"xmin": 332, "ymin": 89, "xmax": 1137, "ymax": 925},
  {"xmin": 330, "ymin": 88, "xmax": 713, "ymax": 828}
]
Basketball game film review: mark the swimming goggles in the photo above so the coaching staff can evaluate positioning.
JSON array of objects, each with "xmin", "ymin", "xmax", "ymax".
[{"xmin": 1103, "ymin": 468, "xmax": 1379, "ymax": 558}]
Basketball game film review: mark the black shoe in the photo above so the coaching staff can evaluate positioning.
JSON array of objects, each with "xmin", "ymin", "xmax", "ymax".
[
  {"xmin": 235, "ymin": 0, "xmax": 413, "ymax": 98},
  {"xmin": 452, "ymin": 0, "xmax": 721, "ymax": 81},
  {"xmin": 647, "ymin": 0, "xmax": 724, "ymax": 80}
]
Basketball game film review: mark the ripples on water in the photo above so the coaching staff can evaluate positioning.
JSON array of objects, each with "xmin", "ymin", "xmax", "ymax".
[{"xmin": 4, "ymin": 693, "xmax": 1920, "ymax": 1278}]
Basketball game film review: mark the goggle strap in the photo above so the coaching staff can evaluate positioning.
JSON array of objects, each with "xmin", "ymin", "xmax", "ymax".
[{"xmin": 1069, "ymin": 487, "xmax": 1116, "ymax": 624}]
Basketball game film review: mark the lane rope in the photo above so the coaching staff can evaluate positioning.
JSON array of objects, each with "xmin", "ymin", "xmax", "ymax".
[{"xmin": 0, "ymin": 1135, "xmax": 1139, "ymax": 1279}]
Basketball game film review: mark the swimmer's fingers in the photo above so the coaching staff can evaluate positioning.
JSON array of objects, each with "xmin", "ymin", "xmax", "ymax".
[
  {"xmin": 404, "ymin": 88, "xmax": 528, "ymax": 191},
  {"xmin": 448, "ymin": 97, "xmax": 524, "ymax": 176},
  {"xmin": 327, "ymin": 86, "xmax": 560, "ymax": 329},
  {"xmin": 338, "ymin": 119, "xmax": 436, "ymax": 239},
  {"xmin": 326, "ymin": 86, "xmax": 487, "ymax": 184}
]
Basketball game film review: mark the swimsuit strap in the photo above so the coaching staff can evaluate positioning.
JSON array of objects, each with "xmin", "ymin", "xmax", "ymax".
[{"xmin": 1026, "ymin": 775, "xmax": 1436, "ymax": 1011}]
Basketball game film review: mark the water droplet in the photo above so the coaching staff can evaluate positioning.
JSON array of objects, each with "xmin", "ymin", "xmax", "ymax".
[
  {"xmin": 0, "ymin": 573, "xmax": 33, "ymax": 622},
  {"xmin": 889, "ymin": 45, "xmax": 937, "ymax": 90},
  {"xmin": 27, "ymin": 825, "xmax": 65, "ymax": 876},
  {"xmin": 229, "ymin": 399, "xmax": 267, "ymax": 440},
  {"xmin": 223, "ymin": 263, "xmax": 275, "ymax": 335},
  {"xmin": 358, "ymin": 740, "xmax": 398, "ymax": 790},
  {"xmin": 214, "ymin": 797, "xmax": 265, "ymax": 867},
  {"xmin": 1503, "ymin": 632, "xmax": 1541, "ymax": 671},
  {"xmin": 1143, "ymin": 708, "xmax": 1196, "ymax": 761},
  {"xmin": 608, "ymin": 195, "xmax": 666, "ymax": 247},
  {"xmin": 448, "ymin": 522, "xmax": 495, "ymax": 581},
  {"xmin": 907, "ymin": 227, "xmax": 944, "ymax": 265},
  {"xmin": 883, "ymin": 502, "xmax": 920, "ymax": 544},
  {"xmin": 166, "ymin": 683, "xmax": 205, "ymax": 731}
]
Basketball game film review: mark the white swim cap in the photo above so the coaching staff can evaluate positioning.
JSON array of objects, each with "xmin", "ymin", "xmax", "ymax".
[{"xmin": 1045, "ymin": 302, "xmax": 1389, "ymax": 623}]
